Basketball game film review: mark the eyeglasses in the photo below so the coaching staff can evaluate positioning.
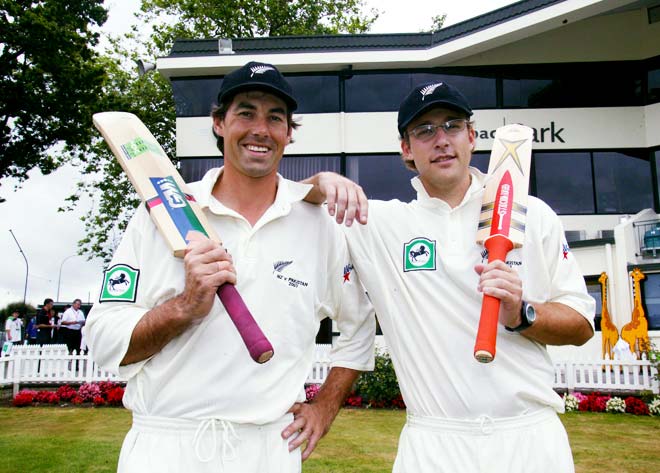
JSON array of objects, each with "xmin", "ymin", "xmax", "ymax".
[{"xmin": 408, "ymin": 119, "xmax": 470, "ymax": 141}]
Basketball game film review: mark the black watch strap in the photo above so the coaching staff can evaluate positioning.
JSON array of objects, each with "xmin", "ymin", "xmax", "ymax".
[{"xmin": 505, "ymin": 302, "xmax": 535, "ymax": 332}]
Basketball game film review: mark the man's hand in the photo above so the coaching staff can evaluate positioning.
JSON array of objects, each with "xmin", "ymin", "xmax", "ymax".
[
  {"xmin": 181, "ymin": 232, "xmax": 236, "ymax": 321},
  {"xmin": 282, "ymin": 401, "xmax": 334, "ymax": 461},
  {"xmin": 120, "ymin": 232, "xmax": 236, "ymax": 366},
  {"xmin": 475, "ymin": 260, "xmax": 523, "ymax": 328},
  {"xmin": 302, "ymin": 172, "xmax": 368, "ymax": 226}
]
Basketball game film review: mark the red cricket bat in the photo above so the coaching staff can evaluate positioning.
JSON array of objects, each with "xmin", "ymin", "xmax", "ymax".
[
  {"xmin": 93, "ymin": 111, "xmax": 274, "ymax": 363},
  {"xmin": 474, "ymin": 124, "xmax": 533, "ymax": 363}
]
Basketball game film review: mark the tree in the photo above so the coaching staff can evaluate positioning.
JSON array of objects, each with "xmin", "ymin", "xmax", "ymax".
[
  {"xmin": 72, "ymin": 0, "xmax": 379, "ymax": 263},
  {"xmin": 0, "ymin": 0, "xmax": 108, "ymax": 201},
  {"xmin": 0, "ymin": 301, "xmax": 37, "ymax": 324},
  {"xmin": 430, "ymin": 14, "xmax": 446, "ymax": 32}
]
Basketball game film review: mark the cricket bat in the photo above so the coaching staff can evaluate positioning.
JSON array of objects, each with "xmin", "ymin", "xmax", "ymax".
[
  {"xmin": 474, "ymin": 124, "xmax": 533, "ymax": 363},
  {"xmin": 93, "ymin": 111, "xmax": 274, "ymax": 364}
]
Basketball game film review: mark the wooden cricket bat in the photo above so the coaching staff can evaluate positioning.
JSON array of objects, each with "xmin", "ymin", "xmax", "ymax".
[
  {"xmin": 93, "ymin": 111, "xmax": 274, "ymax": 364},
  {"xmin": 474, "ymin": 124, "xmax": 533, "ymax": 363}
]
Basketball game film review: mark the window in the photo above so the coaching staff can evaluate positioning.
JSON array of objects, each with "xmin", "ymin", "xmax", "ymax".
[
  {"xmin": 345, "ymin": 71, "xmax": 496, "ymax": 112},
  {"xmin": 648, "ymin": 67, "xmax": 660, "ymax": 103},
  {"xmin": 286, "ymin": 75, "xmax": 340, "ymax": 113},
  {"xmin": 278, "ymin": 155, "xmax": 341, "ymax": 181},
  {"xmin": 346, "ymin": 155, "xmax": 417, "ymax": 201},
  {"xmin": 533, "ymin": 152, "xmax": 595, "ymax": 214},
  {"xmin": 470, "ymin": 151, "xmax": 490, "ymax": 174},
  {"xmin": 171, "ymin": 78, "xmax": 222, "ymax": 117},
  {"xmin": 593, "ymin": 151, "xmax": 653, "ymax": 214},
  {"xmin": 180, "ymin": 158, "xmax": 224, "ymax": 182},
  {"xmin": 641, "ymin": 272, "xmax": 660, "ymax": 330}
]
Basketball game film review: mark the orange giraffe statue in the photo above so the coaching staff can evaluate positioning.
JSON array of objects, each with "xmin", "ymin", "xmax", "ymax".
[
  {"xmin": 621, "ymin": 268, "xmax": 650, "ymax": 359},
  {"xmin": 598, "ymin": 272, "xmax": 619, "ymax": 360}
]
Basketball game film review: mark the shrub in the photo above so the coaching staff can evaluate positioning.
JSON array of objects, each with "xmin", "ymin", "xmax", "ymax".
[
  {"xmin": 12, "ymin": 390, "xmax": 36, "ymax": 407},
  {"xmin": 649, "ymin": 397, "xmax": 660, "ymax": 416},
  {"xmin": 624, "ymin": 396, "xmax": 649, "ymax": 415},
  {"xmin": 305, "ymin": 384, "xmax": 321, "ymax": 402},
  {"xmin": 106, "ymin": 386, "xmax": 125, "ymax": 406},
  {"xmin": 605, "ymin": 397, "xmax": 626, "ymax": 413},
  {"xmin": 355, "ymin": 350, "xmax": 401, "ymax": 408},
  {"xmin": 78, "ymin": 383, "xmax": 101, "ymax": 402},
  {"xmin": 93, "ymin": 395, "xmax": 106, "ymax": 406},
  {"xmin": 344, "ymin": 392, "xmax": 363, "ymax": 407},
  {"xmin": 563, "ymin": 394, "xmax": 579, "ymax": 412},
  {"xmin": 56, "ymin": 385, "xmax": 77, "ymax": 402},
  {"xmin": 71, "ymin": 395, "xmax": 84, "ymax": 405}
]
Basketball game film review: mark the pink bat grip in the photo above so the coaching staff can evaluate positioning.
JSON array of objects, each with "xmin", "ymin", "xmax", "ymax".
[{"xmin": 217, "ymin": 284, "xmax": 274, "ymax": 363}]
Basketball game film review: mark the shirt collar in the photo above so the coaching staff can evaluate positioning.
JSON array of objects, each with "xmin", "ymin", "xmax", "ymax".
[
  {"xmin": 196, "ymin": 166, "xmax": 313, "ymax": 215},
  {"xmin": 411, "ymin": 167, "xmax": 487, "ymax": 210}
]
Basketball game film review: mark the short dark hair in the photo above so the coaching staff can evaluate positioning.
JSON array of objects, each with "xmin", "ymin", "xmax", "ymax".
[
  {"xmin": 44, "ymin": 298, "xmax": 53, "ymax": 305},
  {"xmin": 73, "ymin": 298, "xmax": 82, "ymax": 304},
  {"xmin": 210, "ymin": 91, "xmax": 300, "ymax": 155}
]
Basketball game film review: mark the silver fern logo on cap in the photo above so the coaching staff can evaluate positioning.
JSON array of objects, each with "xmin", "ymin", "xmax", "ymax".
[
  {"xmin": 250, "ymin": 65, "xmax": 275, "ymax": 77},
  {"xmin": 420, "ymin": 82, "xmax": 443, "ymax": 101}
]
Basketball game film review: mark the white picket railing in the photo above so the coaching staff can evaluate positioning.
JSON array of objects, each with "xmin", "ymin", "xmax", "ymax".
[
  {"xmin": 553, "ymin": 358, "xmax": 659, "ymax": 394},
  {"xmin": 2, "ymin": 344, "xmax": 657, "ymax": 396}
]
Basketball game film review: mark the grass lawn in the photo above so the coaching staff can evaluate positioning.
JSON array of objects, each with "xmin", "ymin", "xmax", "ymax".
[{"xmin": 0, "ymin": 407, "xmax": 657, "ymax": 472}]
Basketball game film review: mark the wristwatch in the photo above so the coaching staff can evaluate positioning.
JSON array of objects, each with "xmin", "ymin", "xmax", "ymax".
[{"xmin": 505, "ymin": 302, "xmax": 536, "ymax": 332}]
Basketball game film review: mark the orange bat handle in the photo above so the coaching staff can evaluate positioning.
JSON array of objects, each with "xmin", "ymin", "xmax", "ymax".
[
  {"xmin": 474, "ymin": 235, "xmax": 514, "ymax": 363},
  {"xmin": 217, "ymin": 284, "xmax": 274, "ymax": 363}
]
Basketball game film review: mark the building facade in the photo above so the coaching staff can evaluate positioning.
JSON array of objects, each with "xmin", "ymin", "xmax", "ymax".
[{"xmin": 155, "ymin": 0, "xmax": 660, "ymax": 357}]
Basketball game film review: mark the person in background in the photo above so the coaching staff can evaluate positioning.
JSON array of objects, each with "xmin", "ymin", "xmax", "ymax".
[
  {"xmin": 36, "ymin": 298, "xmax": 54, "ymax": 345},
  {"xmin": 4, "ymin": 311, "xmax": 23, "ymax": 344},
  {"xmin": 60, "ymin": 299, "xmax": 86, "ymax": 354}
]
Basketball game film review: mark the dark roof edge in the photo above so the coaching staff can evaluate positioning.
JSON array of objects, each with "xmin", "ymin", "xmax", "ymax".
[{"xmin": 167, "ymin": 0, "xmax": 566, "ymax": 57}]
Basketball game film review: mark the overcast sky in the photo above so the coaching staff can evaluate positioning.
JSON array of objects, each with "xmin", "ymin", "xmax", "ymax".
[{"xmin": 0, "ymin": 0, "xmax": 518, "ymax": 311}]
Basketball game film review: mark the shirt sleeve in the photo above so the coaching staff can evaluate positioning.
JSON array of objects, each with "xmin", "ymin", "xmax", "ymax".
[
  {"xmin": 535, "ymin": 199, "xmax": 596, "ymax": 328},
  {"xmin": 84, "ymin": 206, "xmax": 154, "ymax": 379},
  {"xmin": 321, "ymin": 221, "xmax": 376, "ymax": 372}
]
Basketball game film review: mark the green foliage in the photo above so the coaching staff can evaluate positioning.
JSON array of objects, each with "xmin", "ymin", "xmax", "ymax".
[
  {"xmin": 0, "ymin": 0, "xmax": 108, "ymax": 201},
  {"xmin": 0, "ymin": 301, "xmax": 37, "ymax": 324},
  {"xmin": 68, "ymin": 0, "xmax": 379, "ymax": 262},
  {"xmin": 430, "ymin": 13, "xmax": 446, "ymax": 32},
  {"xmin": 648, "ymin": 342, "xmax": 660, "ymax": 382},
  {"xmin": 355, "ymin": 350, "xmax": 401, "ymax": 407}
]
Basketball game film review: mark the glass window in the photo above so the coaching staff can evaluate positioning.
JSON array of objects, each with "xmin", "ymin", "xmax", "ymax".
[
  {"xmin": 533, "ymin": 152, "xmax": 594, "ymax": 214},
  {"xmin": 286, "ymin": 75, "xmax": 340, "ymax": 113},
  {"xmin": 345, "ymin": 73, "xmax": 412, "ymax": 112},
  {"xmin": 593, "ymin": 151, "xmax": 653, "ymax": 214},
  {"xmin": 649, "ymin": 68, "xmax": 660, "ymax": 103},
  {"xmin": 641, "ymin": 272, "xmax": 660, "ymax": 330},
  {"xmin": 171, "ymin": 78, "xmax": 222, "ymax": 117},
  {"xmin": 278, "ymin": 155, "xmax": 341, "ymax": 182},
  {"xmin": 410, "ymin": 73, "xmax": 497, "ymax": 109},
  {"xmin": 503, "ymin": 78, "xmax": 553, "ymax": 108},
  {"xmin": 470, "ymin": 151, "xmax": 490, "ymax": 174},
  {"xmin": 347, "ymin": 154, "xmax": 417, "ymax": 201},
  {"xmin": 179, "ymin": 157, "xmax": 224, "ymax": 183}
]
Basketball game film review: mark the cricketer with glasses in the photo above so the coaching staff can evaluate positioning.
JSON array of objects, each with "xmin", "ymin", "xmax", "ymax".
[{"xmin": 303, "ymin": 81, "xmax": 595, "ymax": 473}]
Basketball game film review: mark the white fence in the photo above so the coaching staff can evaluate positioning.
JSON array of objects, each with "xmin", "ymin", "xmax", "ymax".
[{"xmin": 2, "ymin": 344, "xmax": 657, "ymax": 397}]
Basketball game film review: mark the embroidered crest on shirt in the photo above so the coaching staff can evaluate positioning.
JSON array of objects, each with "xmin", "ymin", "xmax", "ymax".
[
  {"xmin": 273, "ymin": 260, "xmax": 309, "ymax": 288},
  {"xmin": 343, "ymin": 263, "xmax": 354, "ymax": 283},
  {"xmin": 403, "ymin": 237, "xmax": 436, "ymax": 272},
  {"xmin": 562, "ymin": 243, "xmax": 570, "ymax": 260},
  {"xmin": 99, "ymin": 264, "xmax": 140, "ymax": 302}
]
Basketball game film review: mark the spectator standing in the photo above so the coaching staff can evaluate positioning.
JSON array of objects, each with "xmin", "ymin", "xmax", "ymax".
[
  {"xmin": 4, "ymin": 311, "xmax": 23, "ymax": 344},
  {"xmin": 36, "ymin": 298, "xmax": 54, "ymax": 345},
  {"xmin": 26, "ymin": 314, "xmax": 38, "ymax": 344},
  {"xmin": 60, "ymin": 299, "xmax": 86, "ymax": 354}
]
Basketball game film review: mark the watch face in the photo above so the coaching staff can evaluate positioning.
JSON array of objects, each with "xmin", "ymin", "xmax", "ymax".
[{"xmin": 525, "ymin": 304, "xmax": 536, "ymax": 324}]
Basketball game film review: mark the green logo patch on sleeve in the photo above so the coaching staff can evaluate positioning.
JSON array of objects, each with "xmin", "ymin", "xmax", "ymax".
[{"xmin": 100, "ymin": 264, "xmax": 140, "ymax": 302}]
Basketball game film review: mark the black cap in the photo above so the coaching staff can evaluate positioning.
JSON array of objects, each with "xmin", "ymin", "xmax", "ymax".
[
  {"xmin": 217, "ymin": 61, "xmax": 298, "ymax": 111},
  {"xmin": 397, "ymin": 81, "xmax": 473, "ymax": 136}
]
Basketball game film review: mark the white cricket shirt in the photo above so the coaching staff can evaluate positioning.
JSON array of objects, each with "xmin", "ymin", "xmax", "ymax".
[
  {"xmin": 344, "ymin": 168, "xmax": 595, "ymax": 419},
  {"xmin": 61, "ymin": 307, "xmax": 86, "ymax": 330},
  {"xmin": 85, "ymin": 168, "xmax": 375, "ymax": 423}
]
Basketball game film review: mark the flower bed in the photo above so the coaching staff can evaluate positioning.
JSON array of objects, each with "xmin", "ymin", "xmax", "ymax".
[
  {"xmin": 563, "ymin": 392, "xmax": 658, "ymax": 416},
  {"xmin": 12, "ymin": 382, "xmax": 125, "ymax": 408}
]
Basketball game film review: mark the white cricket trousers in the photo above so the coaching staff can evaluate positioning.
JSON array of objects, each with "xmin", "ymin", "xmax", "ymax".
[
  {"xmin": 393, "ymin": 407, "xmax": 574, "ymax": 473},
  {"xmin": 118, "ymin": 413, "xmax": 301, "ymax": 473}
]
